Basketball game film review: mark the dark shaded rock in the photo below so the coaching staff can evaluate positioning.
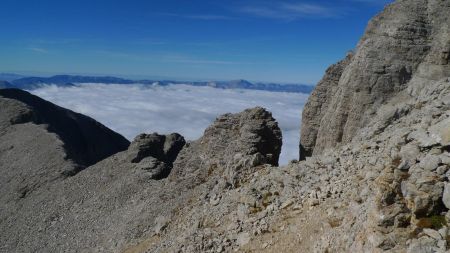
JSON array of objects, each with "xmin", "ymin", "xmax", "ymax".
[
  {"xmin": 127, "ymin": 133, "xmax": 185, "ymax": 164},
  {"xmin": 0, "ymin": 89, "xmax": 130, "ymax": 205},
  {"xmin": 127, "ymin": 132, "xmax": 185, "ymax": 179},
  {"xmin": 170, "ymin": 107, "xmax": 282, "ymax": 184},
  {"xmin": 135, "ymin": 156, "xmax": 171, "ymax": 180},
  {"xmin": 0, "ymin": 89, "xmax": 130, "ymax": 167},
  {"xmin": 128, "ymin": 133, "xmax": 165, "ymax": 163}
]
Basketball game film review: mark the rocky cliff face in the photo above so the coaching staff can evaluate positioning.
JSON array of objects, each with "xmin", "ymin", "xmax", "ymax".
[{"xmin": 300, "ymin": 0, "xmax": 450, "ymax": 159}]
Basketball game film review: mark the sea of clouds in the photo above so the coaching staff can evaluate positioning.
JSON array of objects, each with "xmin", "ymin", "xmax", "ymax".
[{"xmin": 30, "ymin": 83, "xmax": 309, "ymax": 165}]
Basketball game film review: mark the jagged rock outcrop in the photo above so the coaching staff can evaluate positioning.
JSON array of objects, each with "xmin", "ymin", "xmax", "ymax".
[
  {"xmin": 126, "ymin": 133, "xmax": 185, "ymax": 179},
  {"xmin": 170, "ymin": 107, "xmax": 282, "ymax": 185},
  {"xmin": 300, "ymin": 0, "xmax": 450, "ymax": 159}
]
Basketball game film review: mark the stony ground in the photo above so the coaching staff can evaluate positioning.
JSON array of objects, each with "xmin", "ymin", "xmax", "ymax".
[{"xmin": 123, "ymin": 77, "xmax": 449, "ymax": 253}]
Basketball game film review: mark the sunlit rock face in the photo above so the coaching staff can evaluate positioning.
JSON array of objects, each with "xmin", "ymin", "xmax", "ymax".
[
  {"xmin": 170, "ymin": 107, "xmax": 282, "ymax": 185},
  {"xmin": 300, "ymin": 0, "xmax": 450, "ymax": 159}
]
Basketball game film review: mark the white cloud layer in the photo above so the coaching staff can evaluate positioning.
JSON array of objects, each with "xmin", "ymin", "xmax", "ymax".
[{"xmin": 30, "ymin": 84, "xmax": 309, "ymax": 165}]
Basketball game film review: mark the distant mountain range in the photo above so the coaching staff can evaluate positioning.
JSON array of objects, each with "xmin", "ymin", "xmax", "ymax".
[
  {"xmin": 0, "ymin": 73, "xmax": 26, "ymax": 82},
  {"xmin": 0, "ymin": 73, "xmax": 314, "ymax": 93},
  {"xmin": 0, "ymin": 81, "xmax": 12, "ymax": 88}
]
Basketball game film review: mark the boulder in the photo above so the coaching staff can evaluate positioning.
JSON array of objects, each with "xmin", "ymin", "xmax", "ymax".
[
  {"xmin": 127, "ymin": 133, "xmax": 185, "ymax": 164},
  {"xmin": 127, "ymin": 132, "xmax": 185, "ymax": 179},
  {"xmin": 419, "ymin": 154, "xmax": 442, "ymax": 171},
  {"xmin": 442, "ymin": 183, "xmax": 450, "ymax": 209},
  {"xmin": 429, "ymin": 118, "xmax": 450, "ymax": 148}
]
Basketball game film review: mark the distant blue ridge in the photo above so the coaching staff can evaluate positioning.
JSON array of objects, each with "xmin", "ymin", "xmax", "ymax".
[{"xmin": 1, "ymin": 74, "xmax": 314, "ymax": 94}]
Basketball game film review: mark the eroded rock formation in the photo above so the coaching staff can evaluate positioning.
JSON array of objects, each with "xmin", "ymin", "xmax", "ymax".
[{"xmin": 170, "ymin": 107, "xmax": 282, "ymax": 186}]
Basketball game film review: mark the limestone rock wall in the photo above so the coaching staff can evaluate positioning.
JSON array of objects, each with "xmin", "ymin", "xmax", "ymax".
[{"xmin": 300, "ymin": 0, "xmax": 450, "ymax": 159}]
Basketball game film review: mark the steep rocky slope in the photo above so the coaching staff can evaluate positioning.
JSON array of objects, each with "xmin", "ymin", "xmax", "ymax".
[
  {"xmin": 0, "ymin": 89, "xmax": 129, "ymax": 206},
  {"xmin": 0, "ymin": 88, "xmax": 131, "ymax": 249},
  {"xmin": 300, "ymin": 0, "xmax": 450, "ymax": 158},
  {"xmin": 0, "ymin": 89, "xmax": 130, "ymax": 168}
]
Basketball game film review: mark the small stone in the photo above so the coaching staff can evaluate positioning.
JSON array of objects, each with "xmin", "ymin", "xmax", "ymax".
[
  {"xmin": 398, "ymin": 160, "xmax": 411, "ymax": 171},
  {"xmin": 443, "ymin": 183, "xmax": 450, "ymax": 209},
  {"xmin": 280, "ymin": 199, "xmax": 294, "ymax": 209},
  {"xmin": 408, "ymin": 130, "xmax": 440, "ymax": 148},
  {"xmin": 236, "ymin": 233, "xmax": 250, "ymax": 247},
  {"xmin": 210, "ymin": 194, "xmax": 221, "ymax": 206},
  {"xmin": 154, "ymin": 215, "xmax": 169, "ymax": 235},
  {"xmin": 436, "ymin": 166, "xmax": 448, "ymax": 175},
  {"xmin": 308, "ymin": 199, "xmax": 319, "ymax": 207},
  {"xmin": 419, "ymin": 155, "xmax": 442, "ymax": 171},
  {"xmin": 429, "ymin": 118, "xmax": 450, "ymax": 147},
  {"xmin": 437, "ymin": 239, "xmax": 447, "ymax": 250},
  {"xmin": 440, "ymin": 154, "xmax": 450, "ymax": 165},
  {"xmin": 400, "ymin": 144, "xmax": 420, "ymax": 163},
  {"xmin": 423, "ymin": 228, "xmax": 442, "ymax": 240},
  {"xmin": 438, "ymin": 227, "xmax": 448, "ymax": 239},
  {"xmin": 292, "ymin": 204, "xmax": 303, "ymax": 210}
]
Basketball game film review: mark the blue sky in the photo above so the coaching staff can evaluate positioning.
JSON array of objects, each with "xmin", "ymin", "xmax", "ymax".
[{"xmin": 0, "ymin": 0, "xmax": 392, "ymax": 83}]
